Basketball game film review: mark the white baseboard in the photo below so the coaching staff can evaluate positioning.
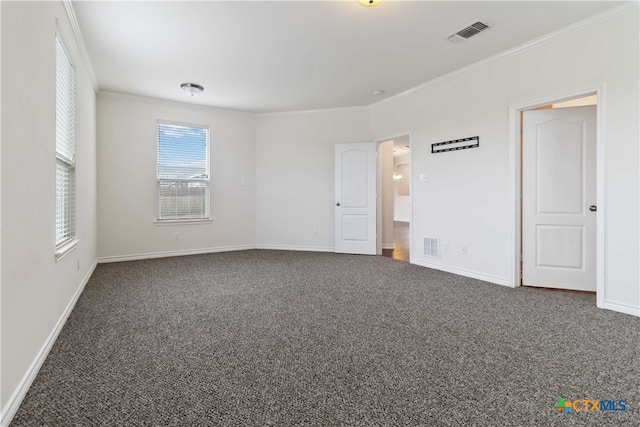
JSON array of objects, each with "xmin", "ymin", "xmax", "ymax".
[
  {"xmin": 382, "ymin": 243, "xmax": 395, "ymax": 250},
  {"xmin": 0, "ymin": 260, "xmax": 98, "ymax": 427},
  {"xmin": 255, "ymin": 244, "xmax": 334, "ymax": 253},
  {"xmin": 410, "ymin": 258, "xmax": 511, "ymax": 287},
  {"xmin": 97, "ymin": 245, "xmax": 256, "ymax": 263},
  {"xmin": 603, "ymin": 300, "xmax": 640, "ymax": 317}
]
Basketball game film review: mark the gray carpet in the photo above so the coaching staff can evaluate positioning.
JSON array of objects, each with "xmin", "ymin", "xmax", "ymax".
[{"xmin": 11, "ymin": 250, "xmax": 640, "ymax": 426}]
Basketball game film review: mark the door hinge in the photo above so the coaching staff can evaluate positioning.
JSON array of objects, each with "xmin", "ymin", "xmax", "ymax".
[{"xmin": 519, "ymin": 253, "xmax": 523, "ymax": 262}]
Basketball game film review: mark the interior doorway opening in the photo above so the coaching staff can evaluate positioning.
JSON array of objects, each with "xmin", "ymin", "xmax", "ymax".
[
  {"xmin": 518, "ymin": 93, "xmax": 599, "ymax": 294},
  {"xmin": 378, "ymin": 135, "xmax": 411, "ymax": 262}
]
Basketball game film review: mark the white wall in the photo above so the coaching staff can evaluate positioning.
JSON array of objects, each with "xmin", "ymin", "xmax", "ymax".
[
  {"xmin": 394, "ymin": 156, "xmax": 410, "ymax": 222},
  {"xmin": 255, "ymin": 109, "xmax": 371, "ymax": 250},
  {"xmin": 370, "ymin": 7, "xmax": 639, "ymax": 313},
  {"xmin": 1, "ymin": 0, "xmax": 97, "ymax": 418},
  {"xmin": 97, "ymin": 94, "xmax": 256, "ymax": 260},
  {"xmin": 0, "ymin": 3, "xmax": 3, "ymax": 413}
]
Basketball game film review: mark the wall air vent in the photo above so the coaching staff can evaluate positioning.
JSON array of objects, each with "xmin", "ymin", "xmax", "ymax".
[
  {"xmin": 447, "ymin": 21, "xmax": 492, "ymax": 44},
  {"xmin": 423, "ymin": 237, "xmax": 440, "ymax": 258}
]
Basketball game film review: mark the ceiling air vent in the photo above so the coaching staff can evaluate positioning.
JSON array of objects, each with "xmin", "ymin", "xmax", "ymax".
[{"xmin": 447, "ymin": 21, "xmax": 492, "ymax": 44}]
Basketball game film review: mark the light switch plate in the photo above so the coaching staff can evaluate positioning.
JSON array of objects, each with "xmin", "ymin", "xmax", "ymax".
[{"xmin": 419, "ymin": 173, "xmax": 427, "ymax": 183}]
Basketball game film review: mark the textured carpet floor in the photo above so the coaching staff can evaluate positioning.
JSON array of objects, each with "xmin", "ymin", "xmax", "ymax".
[{"xmin": 11, "ymin": 250, "xmax": 640, "ymax": 426}]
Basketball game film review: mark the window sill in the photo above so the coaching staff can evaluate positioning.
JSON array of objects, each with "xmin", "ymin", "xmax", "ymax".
[
  {"xmin": 153, "ymin": 219, "xmax": 213, "ymax": 226},
  {"xmin": 55, "ymin": 238, "xmax": 80, "ymax": 262}
]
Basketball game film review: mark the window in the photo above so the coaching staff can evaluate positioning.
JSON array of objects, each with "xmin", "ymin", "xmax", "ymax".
[
  {"xmin": 55, "ymin": 32, "xmax": 76, "ymax": 247},
  {"xmin": 156, "ymin": 122, "xmax": 210, "ymax": 221}
]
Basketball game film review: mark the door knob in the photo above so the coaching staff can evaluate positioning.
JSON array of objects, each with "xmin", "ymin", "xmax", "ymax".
[
  {"xmin": 589, "ymin": 205, "xmax": 597, "ymax": 212},
  {"xmin": 336, "ymin": 202, "xmax": 341, "ymax": 206}
]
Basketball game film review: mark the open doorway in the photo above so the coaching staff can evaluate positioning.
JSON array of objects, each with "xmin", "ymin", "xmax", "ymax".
[
  {"xmin": 378, "ymin": 135, "xmax": 411, "ymax": 262},
  {"xmin": 517, "ymin": 93, "xmax": 600, "ymax": 295}
]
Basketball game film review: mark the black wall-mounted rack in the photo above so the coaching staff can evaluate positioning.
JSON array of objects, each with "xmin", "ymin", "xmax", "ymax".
[{"xmin": 431, "ymin": 136, "xmax": 479, "ymax": 154}]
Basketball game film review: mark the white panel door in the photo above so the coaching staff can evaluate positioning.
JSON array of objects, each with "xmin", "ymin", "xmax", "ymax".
[
  {"xmin": 335, "ymin": 143, "xmax": 377, "ymax": 255},
  {"xmin": 522, "ymin": 106, "xmax": 596, "ymax": 291}
]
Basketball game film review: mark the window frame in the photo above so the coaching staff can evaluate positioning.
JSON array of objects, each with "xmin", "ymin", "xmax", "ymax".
[{"xmin": 155, "ymin": 120, "xmax": 211, "ymax": 224}]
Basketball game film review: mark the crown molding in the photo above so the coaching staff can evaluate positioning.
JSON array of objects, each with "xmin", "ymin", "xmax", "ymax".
[
  {"xmin": 97, "ymin": 91, "xmax": 256, "ymax": 117},
  {"xmin": 256, "ymin": 104, "xmax": 370, "ymax": 118},
  {"xmin": 370, "ymin": 1, "xmax": 639, "ymax": 110},
  {"xmin": 62, "ymin": 0, "xmax": 99, "ymax": 91}
]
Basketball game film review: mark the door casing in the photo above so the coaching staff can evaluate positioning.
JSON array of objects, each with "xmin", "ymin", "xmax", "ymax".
[
  {"xmin": 375, "ymin": 132, "xmax": 413, "ymax": 261},
  {"xmin": 509, "ymin": 87, "xmax": 605, "ymax": 307}
]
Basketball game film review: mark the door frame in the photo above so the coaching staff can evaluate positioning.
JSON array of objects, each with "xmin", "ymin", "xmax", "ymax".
[
  {"xmin": 508, "ymin": 86, "xmax": 605, "ymax": 307},
  {"xmin": 375, "ymin": 131, "xmax": 413, "ymax": 261}
]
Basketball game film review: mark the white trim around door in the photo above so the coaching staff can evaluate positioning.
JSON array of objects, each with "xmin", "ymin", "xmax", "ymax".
[
  {"xmin": 509, "ymin": 86, "xmax": 606, "ymax": 307},
  {"xmin": 375, "ymin": 131, "xmax": 413, "ymax": 263}
]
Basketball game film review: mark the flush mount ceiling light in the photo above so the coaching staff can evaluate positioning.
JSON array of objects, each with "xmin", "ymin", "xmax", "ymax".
[
  {"xmin": 180, "ymin": 83, "xmax": 204, "ymax": 96},
  {"xmin": 359, "ymin": 0, "xmax": 381, "ymax": 6},
  {"xmin": 372, "ymin": 90, "xmax": 384, "ymax": 96}
]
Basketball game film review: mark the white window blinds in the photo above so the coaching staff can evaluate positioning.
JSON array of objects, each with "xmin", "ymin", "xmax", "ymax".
[
  {"xmin": 55, "ymin": 32, "xmax": 76, "ymax": 245},
  {"xmin": 157, "ymin": 122, "xmax": 210, "ymax": 221}
]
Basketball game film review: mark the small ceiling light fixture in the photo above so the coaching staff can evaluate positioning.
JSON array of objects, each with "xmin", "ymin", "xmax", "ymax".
[
  {"xmin": 359, "ymin": 0, "xmax": 381, "ymax": 6},
  {"xmin": 372, "ymin": 89, "xmax": 384, "ymax": 96},
  {"xmin": 181, "ymin": 83, "xmax": 204, "ymax": 96}
]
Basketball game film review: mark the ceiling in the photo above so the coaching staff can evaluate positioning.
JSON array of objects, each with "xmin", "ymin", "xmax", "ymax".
[{"xmin": 72, "ymin": 1, "xmax": 622, "ymax": 114}]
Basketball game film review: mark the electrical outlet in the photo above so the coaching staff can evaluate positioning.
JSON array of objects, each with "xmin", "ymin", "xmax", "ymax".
[
  {"xmin": 313, "ymin": 229, "xmax": 319, "ymax": 238},
  {"xmin": 461, "ymin": 246, "xmax": 468, "ymax": 255},
  {"xmin": 174, "ymin": 232, "xmax": 180, "ymax": 241},
  {"xmin": 443, "ymin": 242, "xmax": 449, "ymax": 252}
]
